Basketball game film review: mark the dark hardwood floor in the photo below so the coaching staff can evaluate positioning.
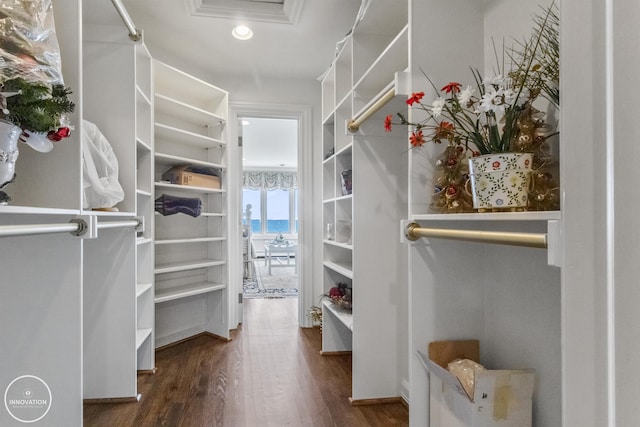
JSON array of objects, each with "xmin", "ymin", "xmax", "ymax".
[{"xmin": 84, "ymin": 298, "xmax": 409, "ymax": 426}]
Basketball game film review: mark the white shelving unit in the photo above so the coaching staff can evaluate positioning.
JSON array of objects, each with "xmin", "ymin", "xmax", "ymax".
[
  {"xmin": 320, "ymin": 0, "xmax": 409, "ymax": 403},
  {"xmin": 401, "ymin": 2, "xmax": 563, "ymax": 426},
  {"xmin": 153, "ymin": 60, "xmax": 230, "ymax": 348},
  {"xmin": 81, "ymin": 21, "xmax": 155, "ymax": 400}
]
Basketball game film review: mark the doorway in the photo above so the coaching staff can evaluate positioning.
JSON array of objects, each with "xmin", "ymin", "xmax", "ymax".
[
  {"xmin": 241, "ymin": 117, "xmax": 299, "ymax": 302},
  {"xmin": 229, "ymin": 103, "xmax": 313, "ymax": 329}
]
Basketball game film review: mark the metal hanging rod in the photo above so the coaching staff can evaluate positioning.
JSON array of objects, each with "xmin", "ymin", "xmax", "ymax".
[
  {"xmin": 347, "ymin": 87, "xmax": 396, "ymax": 132},
  {"xmin": 96, "ymin": 219, "xmax": 141, "ymax": 230},
  {"xmin": 0, "ymin": 221, "xmax": 84, "ymax": 238},
  {"xmin": 0, "ymin": 218, "xmax": 142, "ymax": 239},
  {"xmin": 110, "ymin": 0, "xmax": 142, "ymax": 42},
  {"xmin": 404, "ymin": 222, "xmax": 548, "ymax": 249}
]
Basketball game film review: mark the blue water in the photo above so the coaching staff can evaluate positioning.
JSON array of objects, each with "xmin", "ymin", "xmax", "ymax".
[{"xmin": 251, "ymin": 219, "xmax": 297, "ymax": 233}]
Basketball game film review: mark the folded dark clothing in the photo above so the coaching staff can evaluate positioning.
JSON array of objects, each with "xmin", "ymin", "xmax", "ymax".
[{"xmin": 155, "ymin": 194, "xmax": 202, "ymax": 217}]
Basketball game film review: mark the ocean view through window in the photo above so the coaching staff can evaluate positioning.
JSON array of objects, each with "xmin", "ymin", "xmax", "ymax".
[{"xmin": 243, "ymin": 188, "xmax": 298, "ymax": 234}]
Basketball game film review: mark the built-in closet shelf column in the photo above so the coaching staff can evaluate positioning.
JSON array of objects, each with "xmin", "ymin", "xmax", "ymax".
[
  {"xmin": 405, "ymin": 1, "xmax": 563, "ymax": 426},
  {"xmin": 153, "ymin": 59, "xmax": 230, "ymax": 348},
  {"xmin": 1, "ymin": 0, "xmax": 84, "ymax": 424},
  {"xmin": 134, "ymin": 43, "xmax": 155, "ymax": 372},
  {"xmin": 82, "ymin": 23, "xmax": 155, "ymax": 399},
  {"xmin": 319, "ymin": 0, "xmax": 409, "ymax": 403}
]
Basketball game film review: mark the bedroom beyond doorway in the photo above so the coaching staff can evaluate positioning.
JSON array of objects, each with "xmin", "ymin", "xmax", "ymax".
[{"xmin": 240, "ymin": 116, "xmax": 299, "ymax": 303}]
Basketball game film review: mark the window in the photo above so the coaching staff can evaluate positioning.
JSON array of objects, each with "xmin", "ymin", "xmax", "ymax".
[
  {"xmin": 242, "ymin": 189, "xmax": 261, "ymax": 233},
  {"xmin": 266, "ymin": 189, "xmax": 290, "ymax": 233},
  {"xmin": 243, "ymin": 188, "xmax": 297, "ymax": 235}
]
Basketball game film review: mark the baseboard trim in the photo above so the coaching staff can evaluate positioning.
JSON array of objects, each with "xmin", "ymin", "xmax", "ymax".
[
  {"xmin": 349, "ymin": 396, "xmax": 404, "ymax": 406},
  {"xmin": 320, "ymin": 350, "xmax": 352, "ymax": 356},
  {"xmin": 83, "ymin": 394, "xmax": 140, "ymax": 404},
  {"xmin": 156, "ymin": 331, "xmax": 232, "ymax": 351}
]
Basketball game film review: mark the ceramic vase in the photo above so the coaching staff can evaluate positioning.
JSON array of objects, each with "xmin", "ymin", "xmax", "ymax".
[
  {"xmin": 468, "ymin": 152, "xmax": 533, "ymax": 211},
  {"xmin": 0, "ymin": 119, "xmax": 21, "ymax": 189}
]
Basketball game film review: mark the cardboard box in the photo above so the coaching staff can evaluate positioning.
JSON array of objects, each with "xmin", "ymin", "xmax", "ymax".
[
  {"xmin": 162, "ymin": 166, "xmax": 221, "ymax": 189},
  {"xmin": 425, "ymin": 340, "xmax": 535, "ymax": 427}
]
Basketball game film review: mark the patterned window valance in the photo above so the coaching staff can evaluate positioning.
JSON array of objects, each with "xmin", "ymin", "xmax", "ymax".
[{"xmin": 243, "ymin": 170, "xmax": 297, "ymax": 190}]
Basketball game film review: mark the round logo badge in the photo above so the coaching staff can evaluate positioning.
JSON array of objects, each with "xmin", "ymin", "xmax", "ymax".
[{"xmin": 4, "ymin": 375, "xmax": 52, "ymax": 423}]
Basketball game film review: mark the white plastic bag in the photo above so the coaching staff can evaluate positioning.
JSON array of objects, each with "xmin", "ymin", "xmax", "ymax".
[{"xmin": 82, "ymin": 119, "xmax": 124, "ymax": 209}]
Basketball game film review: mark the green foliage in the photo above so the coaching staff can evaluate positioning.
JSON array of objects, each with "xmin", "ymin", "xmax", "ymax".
[{"xmin": 1, "ymin": 77, "xmax": 75, "ymax": 132}]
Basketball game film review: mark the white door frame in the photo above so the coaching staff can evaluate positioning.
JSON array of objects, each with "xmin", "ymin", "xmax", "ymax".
[{"xmin": 228, "ymin": 102, "xmax": 313, "ymax": 328}]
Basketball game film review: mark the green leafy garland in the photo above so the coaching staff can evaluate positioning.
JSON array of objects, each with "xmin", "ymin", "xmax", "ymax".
[{"xmin": 1, "ymin": 77, "xmax": 75, "ymax": 133}]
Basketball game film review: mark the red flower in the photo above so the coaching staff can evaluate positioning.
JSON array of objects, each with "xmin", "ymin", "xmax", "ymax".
[
  {"xmin": 409, "ymin": 130, "xmax": 425, "ymax": 147},
  {"xmin": 406, "ymin": 92, "xmax": 425, "ymax": 106},
  {"xmin": 384, "ymin": 114, "xmax": 393, "ymax": 132},
  {"xmin": 492, "ymin": 161, "xmax": 501, "ymax": 170},
  {"xmin": 434, "ymin": 121, "xmax": 455, "ymax": 140},
  {"xmin": 441, "ymin": 82, "xmax": 461, "ymax": 94},
  {"xmin": 47, "ymin": 127, "xmax": 71, "ymax": 142}
]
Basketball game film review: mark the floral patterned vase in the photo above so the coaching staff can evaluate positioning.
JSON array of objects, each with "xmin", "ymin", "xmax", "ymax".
[
  {"xmin": 468, "ymin": 153, "xmax": 533, "ymax": 211},
  {"xmin": 0, "ymin": 119, "xmax": 20, "ymax": 190}
]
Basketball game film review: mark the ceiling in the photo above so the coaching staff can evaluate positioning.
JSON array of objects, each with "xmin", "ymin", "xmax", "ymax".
[
  {"xmin": 241, "ymin": 117, "xmax": 298, "ymax": 170},
  {"xmin": 85, "ymin": 0, "xmax": 363, "ymax": 81}
]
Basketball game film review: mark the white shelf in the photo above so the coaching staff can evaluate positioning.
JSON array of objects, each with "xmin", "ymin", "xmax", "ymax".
[
  {"xmin": 323, "ymin": 299, "xmax": 353, "ymax": 331},
  {"xmin": 136, "ymin": 237, "xmax": 152, "ymax": 246},
  {"xmin": 82, "ymin": 209, "xmax": 137, "ymax": 217},
  {"xmin": 324, "ymin": 240, "xmax": 353, "ymax": 250},
  {"xmin": 136, "ymin": 283, "xmax": 153, "ymax": 298},
  {"xmin": 0, "ymin": 205, "xmax": 81, "ymax": 215},
  {"xmin": 201, "ymin": 212, "xmax": 226, "ymax": 217},
  {"xmin": 323, "ymin": 261, "xmax": 353, "ymax": 279},
  {"xmin": 155, "ymin": 152, "xmax": 225, "ymax": 170},
  {"xmin": 154, "ymin": 60, "xmax": 228, "ymax": 114},
  {"xmin": 136, "ymin": 137, "xmax": 152, "ymax": 152},
  {"xmin": 155, "ymin": 122, "xmax": 224, "ymax": 149},
  {"xmin": 136, "ymin": 328, "xmax": 152, "ymax": 349},
  {"xmin": 136, "ymin": 85, "xmax": 152, "ymax": 107},
  {"xmin": 154, "ymin": 259, "xmax": 226, "ymax": 274},
  {"xmin": 155, "ymin": 282, "xmax": 226, "ymax": 304},
  {"xmin": 155, "ymin": 211, "xmax": 225, "ymax": 217},
  {"xmin": 353, "ymin": 25, "xmax": 409, "ymax": 110},
  {"xmin": 155, "ymin": 94, "xmax": 224, "ymax": 127},
  {"xmin": 411, "ymin": 211, "xmax": 561, "ymax": 222},
  {"xmin": 155, "ymin": 182, "xmax": 225, "ymax": 194},
  {"xmin": 136, "ymin": 189, "xmax": 152, "ymax": 197},
  {"xmin": 155, "ymin": 237, "xmax": 226, "ymax": 245}
]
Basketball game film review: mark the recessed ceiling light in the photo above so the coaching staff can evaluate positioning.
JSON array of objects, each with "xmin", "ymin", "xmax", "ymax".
[{"xmin": 232, "ymin": 25, "xmax": 253, "ymax": 40}]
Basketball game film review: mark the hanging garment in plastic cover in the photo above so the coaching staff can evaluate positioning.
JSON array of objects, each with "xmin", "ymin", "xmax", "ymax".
[
  {"xmin": 82, "ymin": 120, "xmax": 124, "ymax": 209},
  {"xmin": 0, "ymin": 0, "xmax": 64, "ymax": 85}
]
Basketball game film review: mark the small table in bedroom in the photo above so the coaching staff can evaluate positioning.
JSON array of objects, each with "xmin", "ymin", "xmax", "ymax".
[{"xmin": 264, "ymin": 241, "xmax": 297, "ymax": 275}]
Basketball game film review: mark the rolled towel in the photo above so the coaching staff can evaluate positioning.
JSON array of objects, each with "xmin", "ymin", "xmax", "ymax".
[{"xmin": 155, "ymin": 194, "xmax": 202, "ymax": 217}]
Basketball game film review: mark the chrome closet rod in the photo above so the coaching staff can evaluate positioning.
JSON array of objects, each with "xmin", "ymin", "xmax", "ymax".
[
  {"xmin": 110, "ymin": 0, "xmax": 142, "ymax": 41},
  {"xmin": 347, "ymin": 87, "xmax": 396, "ymax": 132},
  {"xmin": 0, "ymin": 222, "xmax": 81, "ymax": 238},
  {"xmin": 404, "ymin": 222, "xmax": 548, "ymax": 249},
  {"xmin": 0, "ymin": 218, "xmax": 140, "ymax": 238},
  {"xmin": 96, "ymin": 219, "xmax": 140, "ymax": 230}
]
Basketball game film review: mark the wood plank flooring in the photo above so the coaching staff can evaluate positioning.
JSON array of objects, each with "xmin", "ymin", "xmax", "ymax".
[{"xmin": 84, "ymin": 298, "xmax": 409, "ymax": 426}]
